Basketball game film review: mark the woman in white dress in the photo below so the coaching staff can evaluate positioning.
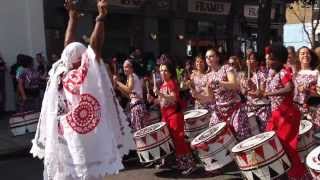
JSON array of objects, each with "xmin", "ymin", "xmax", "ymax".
[{"xmin": 30, "ymin": 1, "xmax": 133, "ymax": 179}]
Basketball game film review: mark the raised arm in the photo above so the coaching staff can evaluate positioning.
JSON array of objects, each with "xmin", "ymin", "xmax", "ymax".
[
  {"xmin": 64, "ymin": 0, "xmax": 80, "ymax": 47},
  {"xmin": 90, "ymin": 0, "xmax": 108, "ymax": 60}
]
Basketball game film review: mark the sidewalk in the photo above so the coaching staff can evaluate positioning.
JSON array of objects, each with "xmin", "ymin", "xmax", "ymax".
[{"xmin": 0, "ymin": 113, "xmax": 33, "ymax": 157}]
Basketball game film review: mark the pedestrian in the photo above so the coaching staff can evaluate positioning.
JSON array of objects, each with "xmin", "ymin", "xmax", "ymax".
[{"xmin": 30, "ymin": 0, "xmax": 133, "ymax": 179}]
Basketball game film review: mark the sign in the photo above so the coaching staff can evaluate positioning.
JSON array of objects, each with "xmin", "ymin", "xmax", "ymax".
[
  {"xmin": 244, "ymin": 5, "xmax": 276, "ymax": 19},
  {"xmin": 188, "ymin": 0, "xmax": 231, "ymax": 15},
  {"xmin": 109, "ymin": 0, "xmax": 146, "ymax": 8}
]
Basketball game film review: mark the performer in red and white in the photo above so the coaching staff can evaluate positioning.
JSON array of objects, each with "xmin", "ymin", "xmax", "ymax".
[
  {"xmin": 240, "ymin": 52, "xmax": 271, "ymax": 132},
  {"xmin": 113, "ymin": 59, "xmax": 148, "ymax": 132},
  {"xmin": 193, "ymin": 49, "xmax": 252, "ymax": 141},
  {"xmin": 264, "ymin": 44, "xmax": 310, "ymax": 180},
  {"xmin": 294, "ymin": 46, "xmax": 320, "ymax": 128},
  {"xmin": 188, "ymin": 55, "xmax": 208, "ymax": 109},
  {"xmin": 147, "ymin": 55, "xmax": 196, "ymax": 176},
  {"xmin": 30, "ymin": 1, "xmax": 133, "ymax": 179}
]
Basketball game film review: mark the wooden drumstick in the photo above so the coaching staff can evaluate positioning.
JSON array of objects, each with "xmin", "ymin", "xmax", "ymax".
[
  {"xmin": 247, "ymin": 62, "xmax": 251, "ymax": 80},
  {"xmin": 152, "ymin": 70, "xmax": 157, "ymax": 90},
  {"xmin": 146, "ymin": 79, "xmax": 150, "ymax": 95}
]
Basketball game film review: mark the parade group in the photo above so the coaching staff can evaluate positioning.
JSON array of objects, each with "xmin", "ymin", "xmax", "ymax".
[{"xmin": 27, "ymin": 0, "xmax": 320, "ymax": 180}]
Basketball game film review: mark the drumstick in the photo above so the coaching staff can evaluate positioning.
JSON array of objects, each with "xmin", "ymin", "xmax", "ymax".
[
  {"xmin": 152, "ymin": 70, "xmax": 157, "ymax": 90},
  {"xmin": 247, "ymin": 63, "xmax": 251, "ymax": 80},
  {"xmin": 146, "ymin": 79, "xmax": 150, "ymax": 94},
  {"xmin": 255, "ymin": 73, "xmax": 260, "ymax": 91}
]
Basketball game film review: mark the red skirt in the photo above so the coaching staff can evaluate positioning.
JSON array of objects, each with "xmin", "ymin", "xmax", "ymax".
[{"xmin": 266, "ymin": 101, "xmax": 308, "ymax": 178}]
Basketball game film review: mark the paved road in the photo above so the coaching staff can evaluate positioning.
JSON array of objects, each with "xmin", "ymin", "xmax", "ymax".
[{"xmin": 0, "ymin": 150, "xmax": 243, "ymax": 180}]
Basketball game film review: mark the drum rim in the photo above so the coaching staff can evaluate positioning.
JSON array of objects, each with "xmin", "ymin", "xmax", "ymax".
[
  {"xmin": 232, "ymin": 131, "xmax": 276, "ymax": 153},
  {"xmin": 184, "ymin": 109, "xmax": 209, "ymax": 120},
  {"xmin": 313, "ymin": 132, "xmax": 320, "ymax": 139},
  {"xmin": 299, "ymin": 120, "xmax": 313, "ymax": 135},
  {"xmin": 191, "ymin": 122, "xmax": 227, "ymax": 146},
  {"xmin": 134, "ymin": 122, "xmax": 166, "ymax": 138},
  {"xmin": 306, "ymin": 146, "xmax": 320, "ymax": 171}
]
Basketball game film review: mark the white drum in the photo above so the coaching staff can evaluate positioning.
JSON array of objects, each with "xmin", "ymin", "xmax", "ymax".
[
  {"xmin": 306, "ymin": 145, "xmax": 320, "ymax": 179},
  {"xmin": 232, "ymin": 131, "xmax": 291, "ymax": 180},
  {"xmin": 247, "ymin": 112, "xmax": 260, "ymax": 136},
  {"xmin": 184, "ymin": 109, "xmax": 210, "ymax": 141},
  {"xmin": 9, "ymin": 111, "xmax": 40, "ymax": 136},
  {"xmin": 298, "ymin": 120, "xmax": 315, "ymax": 162},
  {"xmin": 191, "ymin": 122, "xmax": 237, "ymax": 171},
  {"xmin": 133, "ymin": 122, "xmax": 174, "ymax": 163}
]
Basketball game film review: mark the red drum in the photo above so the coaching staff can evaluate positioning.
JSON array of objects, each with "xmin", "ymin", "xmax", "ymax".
[
  {"xmin": 184, "ymin": 109, "xmax": 210, "ymax": 141},
  {"xmin": 306, "ymin": 145, "xmax": 320, "ymax": 179},
  {"xmin": 9, "ymin": 111, "xmax": 40, "ymax": 136},
  {"xmin": 191, "ymin": 122, "xmax": 237, "ymax": 171},
  {"xmin": 133, "ymin": 122, "xmax": 174, "ymax": 163},
  {"xmin": 298, "ymin": 120, "xmax": 315, "ymax": 162},
  {"xmin": 232, "ymin": 131, "xmax": 291, "ymax": 180}
]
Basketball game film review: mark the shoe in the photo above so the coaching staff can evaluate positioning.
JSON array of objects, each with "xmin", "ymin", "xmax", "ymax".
[{"xmin": 181, "ymin": 167, "xmax": 197, "ymax": 176}]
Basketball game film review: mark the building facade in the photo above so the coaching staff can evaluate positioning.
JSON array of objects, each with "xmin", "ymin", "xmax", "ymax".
[{"xmin": 44, "ymin": 0, "xmax": 287, "ymax": 59}]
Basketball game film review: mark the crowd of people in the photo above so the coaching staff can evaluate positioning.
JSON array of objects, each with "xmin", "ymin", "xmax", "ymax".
[{"xmin": 0, "ymin": 0, "xmax": 312, "ymax": 180}]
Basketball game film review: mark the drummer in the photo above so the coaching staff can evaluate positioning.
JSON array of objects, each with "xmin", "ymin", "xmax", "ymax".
[
  {"xmin": 188, "ymin": 55, "xmax": 209, "ymax": 109},
  {"xmin": 293, "ymin": 46, "xmax": 320, "ymax": 128},
  {"xmin": 113, "ymin": 59, "xmax": 148, "ymax": 132},
  {"xmin": 264, "ymin": 44, "xmax": 310, "ymax": 179},
  {"xmin": 240, "ymin": 52, "xmax": 271, "ymax": 132},
  {"xmin": 147, "ymin": 54, "xmax": 196, "ymax": 176},
  {"xmin": 192, "ymin": 48, "xmax": 252, "ymax": 141}
]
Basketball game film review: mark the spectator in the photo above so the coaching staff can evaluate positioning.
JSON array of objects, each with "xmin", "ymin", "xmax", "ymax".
[
  {"xmin": 16, "ymin": 55, "xmax": 41, "ymax": 112},
  {"xmin": 36, "ymin": 53, "xmax": 47, "ymax": 97}
]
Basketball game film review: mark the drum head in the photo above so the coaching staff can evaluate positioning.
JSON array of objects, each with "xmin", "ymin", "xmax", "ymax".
[
  {"xmin": 252, "ymin": 99, "xmax": 270, "ymax": 105},
  {"xmin": 247, "ymin": 112, "xmax": 255, "ymax": 118},
  {"xmin": 232, "ymin": 131, "xmax": 275, "ymax": 153},
  {"xmin": 299, "ymin": 120, "xmax": 313, "ymax": 135},
  {"xmin": 306, "ymin": 146, "xmax": 320, "ymax": 171},
  {"xmin": 134, "ymin": 122, "xmax": 166, "ymax": 138},
  {"xmin": 191, "ymin": 122, "xmax": 226, "ymax": 146},
  {"xmin": 184, "ymin": 109, "xmax": 208, "ymax": 120}
]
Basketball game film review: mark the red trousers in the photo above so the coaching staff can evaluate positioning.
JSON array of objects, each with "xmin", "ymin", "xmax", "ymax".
[{"xmin": 162, "ymin": 112, "xmax": 191, "ymax": 156}]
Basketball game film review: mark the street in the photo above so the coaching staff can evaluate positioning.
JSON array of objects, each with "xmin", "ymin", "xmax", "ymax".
[{"xmin": 0, "ymin": 150, "xmax": 243, "ymax": 180}]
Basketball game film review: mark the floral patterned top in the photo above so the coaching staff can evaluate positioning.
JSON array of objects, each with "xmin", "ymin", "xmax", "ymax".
[
  {"xmin": 266, "ymin": 69, "xmax": 293, "ymax": 111},
  {"xmin": 247, "ymin": 70, "xmax": 269, "ymax": 105},
  {"xmin": 190, "ymin": 71, "xmax": 208, "ymax": 107},
  {"xmin": 207, "ymin": 64, "xmax": 241, "ymax": 105},
  {"xmin": 293, "ymin": 69, "xmax": 319, "ymax": 105}
]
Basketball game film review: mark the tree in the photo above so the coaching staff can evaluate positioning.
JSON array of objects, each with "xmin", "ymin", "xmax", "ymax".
[
  {"xmin": 257, "ymin": 0, "xmax": 272, "ymax": 57},
  {"xmin": 288, "ymin": 0, "xmax": 320, "ymax": 48}
]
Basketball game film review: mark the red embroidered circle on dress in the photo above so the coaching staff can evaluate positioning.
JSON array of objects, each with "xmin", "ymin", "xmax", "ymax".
[
  {"xmin": 66, "ymin": 94, "xmax": 101, "ymax": 134},
  {"xmin": 62, "ymin": 54, "xmax": 89, "ymax": 95}
]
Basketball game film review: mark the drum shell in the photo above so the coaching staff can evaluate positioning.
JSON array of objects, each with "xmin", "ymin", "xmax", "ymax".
[
  {"xmin": 232, "ymin": 132, "xmax": 291, "ymax": 180},
  {"xmin": 191, "ymin": 123, "xmax": 237, "ymax": 171},
  {"xmin": 298, "ymin": 120, "xmax": 315, "ymax": 163},
  {"xmin": 133, "ymin": 122, "xmax": 175, "ymax": 163},
  {"xmin": 306, "ymin": 146, "xmax": 320, "ymax": 179},
  {"xmin": 184, "ymin": 109, "xmax": 210, "ymax": 142},
  {"xmin": 9, "ymin": 111, "xmax": 39, "ymax": 136}
]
